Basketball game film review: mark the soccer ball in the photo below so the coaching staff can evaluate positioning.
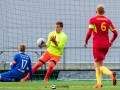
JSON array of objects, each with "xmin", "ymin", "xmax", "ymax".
[
  {"xmin": 51, "ymin": 84, "xmax": 56, "ymax": 89},
  {"xmin": 37, "ymin": 38, "xmax": 46, "ymax": 47}
]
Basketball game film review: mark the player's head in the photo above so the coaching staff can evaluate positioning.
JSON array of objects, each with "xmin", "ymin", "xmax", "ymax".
[
  {"xmin": 18, "ymin": 44, "xmax": 26, "ymax": 52},
  {"xmin": 96, "ymin": 4, "xmax": 105, "ymax": 15},
  {"xmin": 55, "ymin": 21, "xmax": 63, "ymax": 33}
]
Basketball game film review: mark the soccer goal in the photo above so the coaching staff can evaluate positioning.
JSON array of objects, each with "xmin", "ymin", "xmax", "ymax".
[{"xmin": 0, "ymin": 0, "xmax": 120, "ymax": 81}]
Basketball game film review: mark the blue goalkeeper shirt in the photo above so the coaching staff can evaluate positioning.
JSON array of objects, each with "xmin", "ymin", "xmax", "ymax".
[{"xmin": 11, "ymin": 52, "xmax": 33, "ymax": 80}]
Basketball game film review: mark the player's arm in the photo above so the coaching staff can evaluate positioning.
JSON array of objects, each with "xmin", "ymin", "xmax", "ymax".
[
  {"xmin": 84, "ymin": 28, "xmax": 93, "ymax": 47},
  {"xmin": 56, "ymin": 35, "xmax": 67, "ymax": 49},
  {"xmin": 50, "ymin": 36, "xmax": 58, "ymax": 46},
  {"xmin": 84, "ymin": 18, "xmax": 94, "ymax": 48},
  {"xmin": 10, "ymin": 54, "xmax": 18, "ymax": 69},
  {"xmin": 109, "ymin": 22, "xmax": 118, "ymax": 47},
  {"xmin": 84, "ymin": 22, "xmax": 94, "ymax": 48},
  {"xmin": 50, "ymin": 35, "xmax": 67, "ymax": 49},
  {"xmin": 28, "ymin": 59, "xmax": 33, "ymax": 82},
  {"xmin": 10, "ymin": 60, "xmax": 16, "ymax": 70},
  {"xmin": 44, "ymin": 33, "xmax": 52, "ymax": 47}
]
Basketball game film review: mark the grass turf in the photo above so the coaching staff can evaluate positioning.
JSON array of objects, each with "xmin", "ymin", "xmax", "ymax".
[{"xmin": 0, "ymin": 80, "xmax": 119, "ymax": 90}]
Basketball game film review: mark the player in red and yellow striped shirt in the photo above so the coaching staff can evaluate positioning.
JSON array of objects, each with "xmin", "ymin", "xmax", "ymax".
[{"xmin": 84, "ymin": 4, "xmax": 118, "ymax": 88}]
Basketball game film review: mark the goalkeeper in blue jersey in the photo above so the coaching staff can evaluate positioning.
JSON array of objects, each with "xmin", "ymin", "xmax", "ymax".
[{"xmin": 0, "ymin": 44, "xmax": 33, "ymax": 82}]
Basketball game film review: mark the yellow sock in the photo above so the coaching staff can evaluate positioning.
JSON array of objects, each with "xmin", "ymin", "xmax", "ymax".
[
  {"xmin": 96, "ymin": 68, "xmax": 102, "ymax": 85},
  {"xmin": 100, "ymin": 66, "xmax": 112, "ymax": 75}
]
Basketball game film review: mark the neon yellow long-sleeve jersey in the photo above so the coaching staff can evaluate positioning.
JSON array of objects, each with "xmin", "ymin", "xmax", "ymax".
[{"xmin": 46, "ymin": 31, "xmax": 67, "ymax": 56}]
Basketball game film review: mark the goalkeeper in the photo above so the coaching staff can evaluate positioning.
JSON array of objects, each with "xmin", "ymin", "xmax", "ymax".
[{"xmin": 21, "ymin": 21, "xmax": 67, "ymax": 82}]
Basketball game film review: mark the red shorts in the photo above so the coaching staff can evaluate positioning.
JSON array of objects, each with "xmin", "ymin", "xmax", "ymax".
[
  {"xmin": 93, "ymin": 46, "xmax": 109, "ymax": 62},
  {"xmin": 39, "ymin": 50, "xmax": 61, "ymax": 63}
]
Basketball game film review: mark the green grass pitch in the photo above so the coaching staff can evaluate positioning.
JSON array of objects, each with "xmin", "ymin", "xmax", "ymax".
[{"xmin": 0, "ymin": 80, "xmax": 119, "ymax": 90}]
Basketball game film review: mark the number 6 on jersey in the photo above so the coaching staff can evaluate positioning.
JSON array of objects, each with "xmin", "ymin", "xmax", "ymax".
[{"xmin": 101, "ymin": 22, "xmax": 106, "ymax": 31}]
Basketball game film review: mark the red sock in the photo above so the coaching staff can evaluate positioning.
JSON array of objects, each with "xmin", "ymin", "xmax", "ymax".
[
  {"xmin": 32, "ymin": 61, "xmax": 43, "ymax": 73},
  {"xmin": 24, "ymin": 61, "xmax": 44, "ymax": 80},
  {"xmin": 44, "ymin": 61, "xmax": 55, "ymax": 81}
]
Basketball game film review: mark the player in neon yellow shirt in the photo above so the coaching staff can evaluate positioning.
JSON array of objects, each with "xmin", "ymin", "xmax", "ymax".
[
  {"xmin": 46, "ymin": 30, "xmax": 67, "ymax": 56},
  {"xmin": 21, "ymin": 21, "xmax": 67, "ymax": 82}
]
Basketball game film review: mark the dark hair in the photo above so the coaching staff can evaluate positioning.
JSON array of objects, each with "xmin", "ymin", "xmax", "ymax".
[
  {"xmin": 96, "ymin": 4, "xmax": 105, "ymax": 15},
  {"xmin": 56, "ymin": 21, "xmax": 63, "ymax": 28},
  {"xmin": 18, "ymin": 44, "xmax": 26, "ymax": 52}
]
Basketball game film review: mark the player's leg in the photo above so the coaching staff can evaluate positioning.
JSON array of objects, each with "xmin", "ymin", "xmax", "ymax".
[
  {"xmin": 94, "ymin": 48, "xmax": 116, "ymax": 86},
  {"xmin": 93, "ymin": 61, "xmax": 103, "ymax": 88},
  {"xmin": 44, "ymin": 55, "xmax": 60, "ymax": 82},
  {"xmin": 100, "ymin": 48, "xmax": 116, "ymax": 86},
  {"xmin": 96, "ymin": 48, "xmax": 112, "ymax": 75},
  {"xmin": 44, "ymin": 60, "xmax": 56, "ymax": 82},
  {"xmin": 99, "ymin": 65, "xmax": 112, "ymax": 76},
  {"xmin": 20, "ymin": 60, "xmax": 45, "ymax": 82},
  {"xmin": 93, "ymin": 47, "xmax": 103, "ymax": 88},
  {"xmin": 95, "ymin": 61, "xmax": 116, "ymax": 86},
  {"xmin": 0, "ymin": 71, "xmax": 15, "ymax": 82},
  {"xmin": 21, "ymin": 51, "xmax": 50, "ymax": 82},
  {"xmin": 95, "ymin": 67, "xmax": 102, "ymax": 85},
  {"xmin": 100, "ymin": 65, "xmax": 116, "ymax": 86},
  {"xmin": 98, "ymin": 62, "xmax": 116, "ymax": 86}
]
